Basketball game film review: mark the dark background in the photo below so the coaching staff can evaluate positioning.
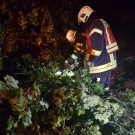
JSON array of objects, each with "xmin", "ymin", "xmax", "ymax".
[
  {"xmin": 56, "ymin": 0, "xmax": 135, "ymax": 54},
  {"xmin": 94, "ymin": 0, "xmax": 135, "ymax": 55}
]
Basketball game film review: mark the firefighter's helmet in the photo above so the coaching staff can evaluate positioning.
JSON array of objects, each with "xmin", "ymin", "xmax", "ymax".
[
  {"xmin": 78, "ymin": 6, "xmax": 94, "ymax": 23},
  {"xmin": 66, "ymin": 30, "xmax": 76, "ymax": 43}
]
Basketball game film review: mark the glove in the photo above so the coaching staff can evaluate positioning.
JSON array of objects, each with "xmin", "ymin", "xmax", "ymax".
[
  {"xmin": 69, "ymin": 64, "xmax": 75, "ymax": 70},
  {"xmin": 65, "ymin": 60, "xmax": 73, "ymax": 70},
  {"xmin": 87, "ymin": 61, "xmax": 92, "ymax": 67},
  {"xmin": 74, "ymin": 61, "xmax": 79, "ymax": 67},
  {"xmin": 64, "ymin": 60, "xmax": 69, "ymax": 68},
  {"xmin": 65, "ymin": 60, "xmax": 68, "ymax": 64}
]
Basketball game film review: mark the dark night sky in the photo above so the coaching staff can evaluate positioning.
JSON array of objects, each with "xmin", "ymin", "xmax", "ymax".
[
  {"xmin": 93, "ymin": 0, "xmax": 135, "ymax": 11},
  {"xmin": 92, "ymin": 0, "xmax": 135, "ymax": 54},
  {"xmin": 80, "ymin": 0, "xmax": 135, "ymax": 29},
  {"xmin": 94, "ymin": 0, "xmax": 135, "ymax": 22}
]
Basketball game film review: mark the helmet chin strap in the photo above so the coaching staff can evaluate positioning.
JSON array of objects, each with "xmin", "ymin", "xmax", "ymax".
[
  {"xmin": 85, "ymin": 16, "xmax": 89, "ymax": 22},
  {"xmin": 78, "ymin": 20, "xmax": 83, "ymax": 25},
  {"xmin": 78, "ymin": 20, "xmax": 81, "ymax": 25}
]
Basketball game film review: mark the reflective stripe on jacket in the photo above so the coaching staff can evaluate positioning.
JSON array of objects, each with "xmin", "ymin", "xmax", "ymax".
[
  {"xmin": 87, "ymin": 19, "xmax": 117, "ymax": 73},
  {"xmin": 100, "ymin": 19, "xmax": 119, "ymax": 54}
]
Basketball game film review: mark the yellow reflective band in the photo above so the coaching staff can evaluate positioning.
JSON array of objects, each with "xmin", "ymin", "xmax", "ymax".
[
  {"xmin": 75, "ymin": 43, "xmax": 83, "ymax": 52},
  {"xmin": 76, "ymin": 47, "xmax": 81, "ymax": 51},
  {"xmin": 71, "ymin": 54, "xmax": 78, "ymax": 59},
  {"xmin": 109, "ymin": 53, "xmax": 114, "ymax": 62},
  {"xmin": 85, "ymin": 54, "xmax": 90, "ymax": 61},
  {"xmin": 107, "ymin": 46, "xmax": 119, "ymax": 53},
  {"xmin": 76, "ymin": 43, "xmax": 83, "ymax": 47},
  {"xmin": 91, "ymin": 49, "xmax": 102, "ymax": 56},
  {"xmin": 106, "ymin": 42, "xmax": 117, "ymax": 49},
  {"xmin": 105, "ymin": 87, "xmax": 109, "ymax": 91},
  {"xmin": 90, "ymin": 28, "xmax": 103, "ymax": 36},
  {"xmin": 89, "ymin": 60, "xmax": 117, "ymax": 73},
  {"xmin": 91, "ymin": 60, "xmax": 116, "ymax": 70},
  {"xmin": 100, "ymin": 19, "xmax": 112, "ymax": 45},
  {"xmin": 99, "ymin": 19, "xmax": 119, "ymax": 54},
  {"xmin": 97, "ymin": 78, "xmax": 100, "ymax": 82},
  {"xmin": 100, "ymin": 19, "xmax": 109, "ymax": 27}
]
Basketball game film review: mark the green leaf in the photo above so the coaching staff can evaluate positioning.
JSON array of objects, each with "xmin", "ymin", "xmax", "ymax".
[
  {"xmin": 95, "ymin": 113, "xmax": 109, "ymax": 124},
  {"xmin": 112, "ymin": 103, "xmax": 120, "ymax": 112},
  {"xmin": 4, "ymin": 75, "xmax": 19, "ymax": 90},
  {"xmin": 22, "ymin": 108, "xmax": 32, "ymax": 127},
  {"xmin": 39, "ymin": 100, "xmax": 49, "ymax": 109},
  {"xmin": 0, "ymin": 80, "xmax": 9, "ymax": 90},
  {"xmin": 33, "ymin": 83, "xmax": 40, "ymax": 91},
  {"xmin": 0, "ymin": 57, "xmax": 3, "ymax": 71},
  {"xmin": 83, "ymin": 95, "xmax": 101, "ymax": 109}
]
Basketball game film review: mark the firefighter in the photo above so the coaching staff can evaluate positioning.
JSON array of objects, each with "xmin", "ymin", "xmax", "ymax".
[
  {"xmin": 77, "ymin": 6, "xmax": 119, "ymax": 90},
  {"xmin": 65, "ymin": 6, "xmax": 119, "ymax": 90},
  {"xmin": 65, "ymin": 29, "xmax": 87, "ymax": 70}
]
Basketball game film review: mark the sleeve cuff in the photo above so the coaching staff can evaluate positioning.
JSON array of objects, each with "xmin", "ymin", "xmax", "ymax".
[{"xmin": 65, "ymin": 60, "xmax": 68, "ymax": 64}]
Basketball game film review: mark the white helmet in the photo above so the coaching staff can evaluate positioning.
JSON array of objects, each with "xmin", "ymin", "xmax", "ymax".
[
  {"xmin": 78, "ymin": 6, "xmax": 94, "ymax": 23},
  {"xmin": 66, "ymin": 30, "xmax": 76, "ymax": 43}
]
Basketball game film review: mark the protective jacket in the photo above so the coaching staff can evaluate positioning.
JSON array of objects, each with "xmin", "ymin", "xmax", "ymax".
[
  {"xmin": 65, "ymin": 12, "xmax": 118, "ymax": 89},
  {"xmin": 65, "ymin": 15, "xmax": 118, "ymax": 75},
  {"xmin": 86, "ymin": 18, "xmax": 118, "ymax": 74},
  {"xmin": 65, "ymin": 31, "xmax": 86, "ymax": 65}
]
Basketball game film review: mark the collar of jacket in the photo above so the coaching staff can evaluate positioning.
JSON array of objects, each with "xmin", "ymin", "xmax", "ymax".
[{"xmin": 83, "ymin": 12, "xmax": 101, "ymax": 30}]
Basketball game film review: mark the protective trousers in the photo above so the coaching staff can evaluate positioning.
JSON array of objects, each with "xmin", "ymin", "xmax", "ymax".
[{"xmin": 90, "ymin": 70, "xmax": 111, "ymax": 90}]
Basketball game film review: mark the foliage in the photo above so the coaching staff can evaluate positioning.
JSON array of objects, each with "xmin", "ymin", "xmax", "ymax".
[
  {"xmin": 0, "ymin": 62, "xmax": 135, "ymax": 134},
  {"xmin": 0, "ymin": 0, "xmax": 135, "ymax": 135},
  {"xmin": 0, "ymin": 24, "xmax": 3, "ymax": 71}
]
